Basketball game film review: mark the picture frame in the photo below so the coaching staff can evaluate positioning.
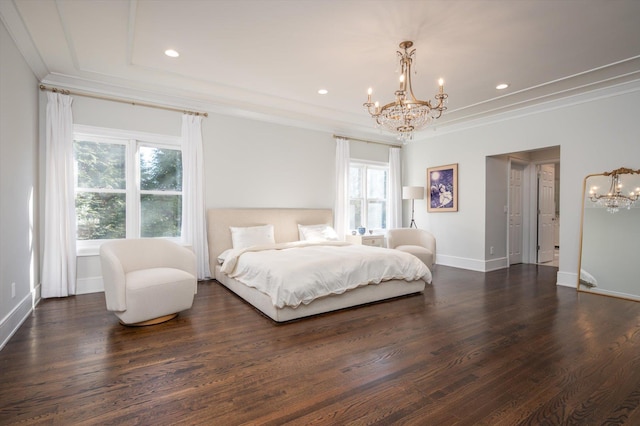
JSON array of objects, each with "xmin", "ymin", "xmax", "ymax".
[{"xmin": 427, "ymin": 163, "xmax": 458, "ymax": 212}]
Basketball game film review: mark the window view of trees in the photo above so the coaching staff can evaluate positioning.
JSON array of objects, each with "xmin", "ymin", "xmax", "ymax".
[
  {"xmin": 74, "ymin": 138, "xmax": 183, "ymax": 241},
  {"xmin": 75, "ymin": 141, "xmax": 126, "ymax": 240},
  {"xmin": 349, "ymin": 163, "xmax": 388, "ymax": 231},
  {"xmin": 366, "ymin": 167, "xmax": 387, "ymax": 229},
  {"xmin": 139, "ymin": 146, "xmax": 182, "ymax": 238},
  {"xmin": 349, "ymin": 165, "xmax": 363, "ymax": 230}
]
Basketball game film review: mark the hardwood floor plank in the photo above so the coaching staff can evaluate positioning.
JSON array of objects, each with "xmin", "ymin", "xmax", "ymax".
[{"xmin": 2, "ymin": 264, "xmax": 640, "ymax": 424}]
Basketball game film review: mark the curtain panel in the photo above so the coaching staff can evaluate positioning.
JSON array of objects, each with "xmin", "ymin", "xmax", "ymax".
[
  {"xmin": 181, "ymin": 114, "xmax": 211, "ymax": 279},
  {"xmin": 333, "ymin": 137, "xmax": 350, "ymax": 239},
  {"xmin": 388, "ymin": 147, "xmax": 402, "ymax": 229},
  {"xmin": 42, "ymin": 92, "xmax": 77, "ymax": 298}
]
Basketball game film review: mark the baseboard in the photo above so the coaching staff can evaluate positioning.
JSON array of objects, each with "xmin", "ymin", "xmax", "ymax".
[
  {"xmin": 556, "ymin": 271, "xmax": 577, "ymax": 288},
  {"xmin": 77, "ymin": 276, "xmax": 104, "ymax": 294},
  {"xmin": 0, "ymin": 286, "xmax": 39, "ymax": 351},
  {"xmin": 484, "ymin": 257, "xmax": 509, "ymax": 272},
  {"xmin": 436, "ymin": 254, "xmax": 494, "ymax": 272}
]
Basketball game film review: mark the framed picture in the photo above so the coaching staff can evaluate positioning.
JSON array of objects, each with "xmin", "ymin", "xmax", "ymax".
[{"xmin": 427, "ymin": 163, "xmax": 458, "ymax": 212}]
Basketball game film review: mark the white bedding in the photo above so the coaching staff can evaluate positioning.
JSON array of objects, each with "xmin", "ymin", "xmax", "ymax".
[{"xmin": 220, "ymin": 241, "xmax": 431, "ymax": 308}]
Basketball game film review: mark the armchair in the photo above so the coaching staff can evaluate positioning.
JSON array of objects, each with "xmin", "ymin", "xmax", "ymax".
[
  {"xmin": 386, "ymin": 228, "xmax": 436, "ymax": 268},
  {"xmin": 99, "ymin": 239, "xmax": 197, "ymax": 326}
]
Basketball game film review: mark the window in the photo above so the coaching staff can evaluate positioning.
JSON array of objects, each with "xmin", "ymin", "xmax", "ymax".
[
  {"xmin": 73, "ymin": 126, "xmax": 182, "ymax": 252},
  {"xmin": 349, "ymin": 161, "xmax": 389, "ymax": 231}
]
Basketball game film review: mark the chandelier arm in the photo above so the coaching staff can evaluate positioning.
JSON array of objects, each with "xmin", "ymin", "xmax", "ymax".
[{"xmin": 363, "ymin": 41, "xmax": 448, "ymax": 141}]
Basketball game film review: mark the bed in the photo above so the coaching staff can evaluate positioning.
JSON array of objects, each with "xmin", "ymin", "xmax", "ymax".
[{"xmin": 207, "ymin": 208, "xmax": 430, "ymax": 322}]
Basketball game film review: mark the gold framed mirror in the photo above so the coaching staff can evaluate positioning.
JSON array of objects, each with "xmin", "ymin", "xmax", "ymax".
[{"xmin": 577, "ymin": 167, "xmax": 640, "ymax": 301}]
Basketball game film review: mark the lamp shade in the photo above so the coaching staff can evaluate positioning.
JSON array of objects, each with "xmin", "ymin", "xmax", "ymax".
[{"xmin": 402, "ymin": 186, "xmax": 424, "ymax": 200}]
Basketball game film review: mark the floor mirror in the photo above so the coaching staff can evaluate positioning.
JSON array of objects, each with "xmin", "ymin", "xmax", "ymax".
[{"xmin": 578, "ymin": 167, "xmax": 640, "ymax": 301}]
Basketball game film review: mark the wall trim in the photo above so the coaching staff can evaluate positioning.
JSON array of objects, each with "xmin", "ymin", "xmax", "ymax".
[
  {"xmin": 0, "ymin": 287, "xmax": 39, "ymax": 351},
  {"xmin": 436, "ymin": 254, "xmax": 487, "ymax": 272},
  {"xmin": 416, "ymin": 77, "xmax": 640, "ymax": 140},
  {"xmin": 439, "ymin": 256, "xmax": 577, "ymax": 284},
  {"xmin": 485, "ymin": 257, "xmax": 508, "ymax": 272},
  {"xmin": 437, "ymin": 254, "xmax": 510, "ymax": 272}
]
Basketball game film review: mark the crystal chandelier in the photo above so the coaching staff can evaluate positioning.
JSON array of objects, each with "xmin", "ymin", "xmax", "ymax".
[
  {"xmin": 363, "ymin": 41, "xmax": 448, "ymax": 142},
  {"xmin": 589, "ymin": 169, "xmax": 640, "ymax": 213}
]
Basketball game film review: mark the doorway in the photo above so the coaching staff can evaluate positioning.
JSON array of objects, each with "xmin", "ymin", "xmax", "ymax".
[{"xmin": 503, "ymin": 147, "xmax": 560, "ymax": 266}]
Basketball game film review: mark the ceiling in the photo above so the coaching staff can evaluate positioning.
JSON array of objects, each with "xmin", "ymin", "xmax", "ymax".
[{"xmin": 3, "ymin": 0, "xmax": 640, "ymax": 141}]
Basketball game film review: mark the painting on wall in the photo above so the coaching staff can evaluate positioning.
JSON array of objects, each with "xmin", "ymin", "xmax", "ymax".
[{"xmin": 427, "ymin": 163, "xmax": 458, "ymax": 212}]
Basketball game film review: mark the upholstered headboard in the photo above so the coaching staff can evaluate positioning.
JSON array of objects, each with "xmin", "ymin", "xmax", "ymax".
[{"xmin": 207, "ymin": 208, "xmax": 333, "ymax": 272}]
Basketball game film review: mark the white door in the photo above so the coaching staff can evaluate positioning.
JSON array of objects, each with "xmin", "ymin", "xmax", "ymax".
[
  {"xmin": 509, "ymin": 164, "xmax": 524, "ymax": 264},
  {"xmin": 537, "ymin": 164, "xmax": 555, "ymax": 263}
]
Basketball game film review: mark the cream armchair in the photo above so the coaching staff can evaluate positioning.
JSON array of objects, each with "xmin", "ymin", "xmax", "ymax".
[
  {"xmin": 99, "ymin": 239, "xmax": 197, "ymax": 326},
  {"xmin": 386, "ymin": 228, "xmax": 436, "ymax": 267}
]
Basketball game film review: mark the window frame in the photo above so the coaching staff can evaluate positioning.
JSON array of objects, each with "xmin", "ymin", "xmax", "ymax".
[
  {"xmin": 349, "ymin": 159, "xmax": 390, "ymax": 232},
  {"xmin": 73, "ymin": 125, "xmax": 183, "ymax": 256}
]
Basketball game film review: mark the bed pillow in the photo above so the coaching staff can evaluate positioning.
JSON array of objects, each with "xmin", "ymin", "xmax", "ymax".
[
  {"xmin": 230, "ymin": 224, "xmax": 275, "ymax": 249},
  {"xmin": 298, "ymin": 224, "xmax": 339, "ymax": 242}
]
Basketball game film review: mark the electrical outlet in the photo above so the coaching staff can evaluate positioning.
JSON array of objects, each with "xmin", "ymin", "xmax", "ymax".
[
  {"xmin": 11, "ymin": 282, "xmax": 16, "ymax": 298},
  {"xmin": 490, "ymin": 246, "xmax": 494, "ymax": 255}
]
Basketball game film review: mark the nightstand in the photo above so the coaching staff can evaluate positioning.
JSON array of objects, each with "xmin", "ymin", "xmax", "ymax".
[{"xmin": 346, "ymin": 234, "xmax": 385, "ymax": 248}]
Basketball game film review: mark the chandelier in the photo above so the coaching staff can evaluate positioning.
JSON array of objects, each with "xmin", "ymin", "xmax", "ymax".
[
  {"xmin": 589, "ymin": 168, "xmax": 640, "ymax": 213},
  {"xmin": 363, "ymin": 41, "xmax": 448, "ymax": 142}
]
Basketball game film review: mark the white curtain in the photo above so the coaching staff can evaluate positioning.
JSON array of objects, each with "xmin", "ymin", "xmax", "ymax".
[
  {"xmin": 42, "ymin": 92, "xmax": 77, "ymax": 298},
  {"xmin": 181, "ymin": 114, "xmax": 211, "ymax": 279},
  {"xmin": 388, "ymin": 146, "xmax": 402, "ymax": 229},
  {"xmin": 334, "ymin": 137, "xmax": 350, "ymax": 239}
]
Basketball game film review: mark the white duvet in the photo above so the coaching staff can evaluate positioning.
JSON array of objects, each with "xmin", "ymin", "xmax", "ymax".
[{"xmin": 220, "ymin": 241, "xmax": 431, "ymax": 308}]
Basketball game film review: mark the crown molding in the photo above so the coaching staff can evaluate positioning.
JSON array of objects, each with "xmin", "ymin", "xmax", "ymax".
[{"xmin": 0, "ymin": 0, "xmax": 48, "ymax": 79}]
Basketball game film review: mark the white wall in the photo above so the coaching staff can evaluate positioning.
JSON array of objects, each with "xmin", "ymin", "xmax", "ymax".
[
  {"xmin": 203, "ymin": 114, "xmax": 335, "ymax": 209},
  {"xmin": 0, "ymin": 19, "xmax": 40, "ymax": 349},
  {"xmin": 484, "ymin": 156, "xmax": 509, "ymax": 270},
  {"xmin": 403, "ymin": 80, "xmax": 640, "ymax": 285},
  {"xmin": 350, "ymin": 140, "xmax": 391, "ymax": 163}
]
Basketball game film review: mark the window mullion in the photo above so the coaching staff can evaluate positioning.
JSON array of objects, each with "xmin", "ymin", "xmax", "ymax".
[{"xmin": 126, "ymin": 139, "xmax": 139, "ymax": 238}]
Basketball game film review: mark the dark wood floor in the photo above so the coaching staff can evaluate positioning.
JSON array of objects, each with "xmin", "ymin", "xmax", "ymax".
[{"xmin": 2, "ymin": 264, "xmax": 640, "ymax": 425}]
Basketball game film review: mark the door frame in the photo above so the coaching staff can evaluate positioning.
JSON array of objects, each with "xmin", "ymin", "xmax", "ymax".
[{"xmin": 507, "ymin": 158, "xmax": 530, "ymax": 265}]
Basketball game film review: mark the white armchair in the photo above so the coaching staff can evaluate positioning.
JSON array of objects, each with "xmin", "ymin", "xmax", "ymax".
[
  {"xmin": 99, "ymin": 239, "xmax": 197, "ymax": 326},
  {"xmin": 387, "ymin": 228, "xmax": 436, "ymax": 267}
]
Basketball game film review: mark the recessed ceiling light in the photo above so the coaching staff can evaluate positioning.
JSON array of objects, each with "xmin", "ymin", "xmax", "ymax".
[
  {"xmin": 164, "ymin": 49, "xmax": 180, "ymax": 58},
  {"xmin": 496, "ymin": 83, "xmax": 510, "ymax": 90},
  {"xmin": 318, "ymin": 89, "xmax": 328, "ymax": 95}
]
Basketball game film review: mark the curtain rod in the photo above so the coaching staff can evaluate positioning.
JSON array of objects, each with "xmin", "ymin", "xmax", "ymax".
[
  {"xmin": 39, "ymin": 84, "xmax": 208, "ymax": 117},
  {"xmin": 332, "ymin": 134, "xmax": 401, "ymax": 148}
]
